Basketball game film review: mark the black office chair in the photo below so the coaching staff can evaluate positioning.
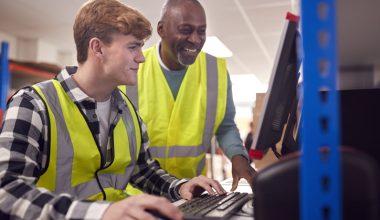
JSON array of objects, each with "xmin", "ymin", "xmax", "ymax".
[{"xmin": 253, "ymin": 148, "xmax": 380, "ymax": 220}]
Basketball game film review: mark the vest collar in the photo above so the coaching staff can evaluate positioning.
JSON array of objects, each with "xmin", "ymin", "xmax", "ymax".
[{"xmin": 55, "ymin": 67, "xmax": 129, "ymax": 114}]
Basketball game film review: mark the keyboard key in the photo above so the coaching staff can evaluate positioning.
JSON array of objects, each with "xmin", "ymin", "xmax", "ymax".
[{"xmin": 178, "ymin": 192, "xmax": 251, "ymax": 219}]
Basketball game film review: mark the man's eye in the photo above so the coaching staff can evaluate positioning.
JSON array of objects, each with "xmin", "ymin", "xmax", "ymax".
[{"xmin": 179, "ymin": 29, "xmax": 192, "ymax": 34}]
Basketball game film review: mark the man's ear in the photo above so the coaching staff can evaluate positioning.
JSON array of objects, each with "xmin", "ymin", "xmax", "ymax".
[
  {"xmin": 89, "ymin": 38, "xmax": 103, "ymax": 59},
  {"xmin": 157, "ymin": 21, "xmax": 165, "ymax": 38}
]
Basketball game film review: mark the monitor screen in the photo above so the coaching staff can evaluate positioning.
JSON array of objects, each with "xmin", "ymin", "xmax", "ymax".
[{"xmin": 251, "ymin": 13, "xmax": 301, "ymax": 158}]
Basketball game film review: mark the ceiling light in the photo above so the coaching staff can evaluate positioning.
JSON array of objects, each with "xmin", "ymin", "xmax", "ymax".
[{"xmin": 202, "ymin": 36, "xmax": 233, "ymax": 58}]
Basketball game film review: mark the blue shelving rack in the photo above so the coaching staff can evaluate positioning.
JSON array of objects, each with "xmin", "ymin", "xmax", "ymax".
[
  {"xmin": 0, "ymin": 41, "xmax": 10, "ymax": 122},
  {"xmin": 300, "ymin": 0, "xmax": 341, "ymax": 220}
]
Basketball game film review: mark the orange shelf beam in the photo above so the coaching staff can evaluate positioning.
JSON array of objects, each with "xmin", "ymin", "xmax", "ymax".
[{"xmin": 10, "ymin": 63, "xmax": 55, "ymax": 79}]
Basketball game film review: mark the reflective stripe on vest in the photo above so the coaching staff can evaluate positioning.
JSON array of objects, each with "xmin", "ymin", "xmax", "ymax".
[
  {"xmin": 124, "ymin": 46, "xmax": 227, "ymax": 178},
  {"xmin": 33, "ymin": 80, "xmax": 141, "ymax": 201}
]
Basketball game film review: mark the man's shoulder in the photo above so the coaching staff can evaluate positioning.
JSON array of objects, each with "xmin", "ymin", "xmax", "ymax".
[
  {"xmin": 197, "ymin": 51, "xmax": 227, "ymax": 64},
  {"xmin": 11, "ymin": 86, "xmax": 39, "ymax": 101},
  {"xmin": 7, "ymin": 86, "xmax": 47, "ymax": 114}
]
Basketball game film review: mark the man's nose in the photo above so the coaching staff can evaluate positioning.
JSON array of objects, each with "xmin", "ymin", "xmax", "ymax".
[
  {"xmin": 188, "ymin": 32, "xmax": 202, "ymax": 44},
  {"xmin": 136, "ymin": 50, "xmax": 145, "ymax": 63}
]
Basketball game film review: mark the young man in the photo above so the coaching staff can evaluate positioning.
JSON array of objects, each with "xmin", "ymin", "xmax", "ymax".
[
  {"xmin": 0, "ymin": 1, "xmax": 225, "ymax": 219},
  {"xmin": 123, "ymin": 0, "xmax": 257, "ymax": 191}
]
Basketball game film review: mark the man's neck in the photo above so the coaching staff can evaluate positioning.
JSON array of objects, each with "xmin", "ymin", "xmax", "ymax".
[
  {"xmin": 73, "ymin": 64, "xmax": 114, "ymax": 102},
  {"xmin": 157, "ymin": 42, "xmax": 187, "ymax": 71},
  {"xmin": 157, "ymin": 43, "xmax": 171, "ymax": 71}
]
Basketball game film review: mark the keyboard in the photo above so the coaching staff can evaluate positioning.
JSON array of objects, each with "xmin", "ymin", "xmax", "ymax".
[{"xmin": 176, "ymin": 192, "xmax": 253, "ymax": 220}]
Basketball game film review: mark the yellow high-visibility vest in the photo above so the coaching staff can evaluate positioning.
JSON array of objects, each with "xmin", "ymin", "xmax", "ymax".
[
  {"xmin": 33, "ymin": 79, "xmax": 141, "ymax": 201},
  {"xmin": 122, "ymin": 46, "xmax": 227, "ymax": 178}
]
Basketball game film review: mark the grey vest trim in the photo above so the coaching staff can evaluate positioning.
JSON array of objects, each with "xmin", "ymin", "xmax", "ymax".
[
  {"xmin": 37, "ymin": 81, "xmax": 75, "ymax": 193},
  {"xmin": 72, "ymin": 179, "xmax": 101, "ymax": 199},
  {"xmin": 36, "ymin": 80, "xmax": 138, "ymax": 199},
  {"xmin": 202, "ymin": 53, "xmax": 218, "ymax": 154},
  {"xmin": 126, "ymin": 85, "xmax": 138, "ymax": 109},
  {"xmin": 128, "ymin": 54, "xmax": 219, "ymax": 175},
  {"xmin": 149, "ymin": 145, "xmax": 205, "ymax": 158}
]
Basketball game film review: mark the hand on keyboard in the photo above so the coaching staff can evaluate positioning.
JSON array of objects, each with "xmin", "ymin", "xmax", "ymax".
[
  {"xmin": 146, "ymin": 209, "xmax": 171, "ymax": 220},
  {"xmin": 102, "ymin": 194, "xmax": 183, "ymax": 220},
  {"xmin": 178, "ymin": 175, "xmax": 227, "ymax": 200}
]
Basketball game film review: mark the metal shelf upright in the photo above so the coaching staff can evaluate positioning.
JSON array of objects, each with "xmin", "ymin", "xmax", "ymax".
[
  {"xmin": 0, "ymin": 41, "xmax": 10, "ymax": 122},
  {"xmin": 300, "ymin": 1, "xmax": 341, "ymax": 220}
]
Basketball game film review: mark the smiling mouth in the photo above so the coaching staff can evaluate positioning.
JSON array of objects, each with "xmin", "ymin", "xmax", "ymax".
[
  {"xmin": 184, "ymin": 48, "xmax": 197, "ymax": 53},
  {"xmin": 183, "ymin": 48, "xmax": 198, "ymax": 54}
]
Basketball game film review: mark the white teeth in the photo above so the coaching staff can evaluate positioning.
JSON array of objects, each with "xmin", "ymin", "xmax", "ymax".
[{"xmin": 184, "ymin": 48, "xmax": 197, "ymax": 53}]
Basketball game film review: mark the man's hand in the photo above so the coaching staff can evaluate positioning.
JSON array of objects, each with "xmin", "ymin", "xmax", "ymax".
[
  {"xmin": 231, "ymin": 155, "xmax": 257, "ymax": 191},
  {"xmin": 102, "ymin": 194, "xmax": 183, "ymax": 220},
  {"xmin": 178, "ymin": 175, "xmax": 227, "ymax": 200}
]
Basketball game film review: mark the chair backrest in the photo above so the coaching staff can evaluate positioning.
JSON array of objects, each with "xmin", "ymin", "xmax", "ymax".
[{"xmin": 253, "ymin": 148, "xmax": 380, "ymax": 220}]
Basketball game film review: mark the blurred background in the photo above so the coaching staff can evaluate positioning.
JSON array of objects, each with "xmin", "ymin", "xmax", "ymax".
[
  {"xmin": 2, "ymin": 0, "xmax": 380, "ymax": 178},
  {"xmin": 0, "ymin": 0, "xmax": 300, "ymax": 138}
]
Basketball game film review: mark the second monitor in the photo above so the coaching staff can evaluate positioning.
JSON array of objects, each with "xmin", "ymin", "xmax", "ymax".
[{"xmin": 251, "ymin": 12, "xmax": 301, "ymax": 158}]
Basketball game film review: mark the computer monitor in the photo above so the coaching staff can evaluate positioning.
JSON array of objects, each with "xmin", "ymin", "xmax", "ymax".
[{"xmin": 251, "ymin": 13, "xmax": 301, "ymax": 158}]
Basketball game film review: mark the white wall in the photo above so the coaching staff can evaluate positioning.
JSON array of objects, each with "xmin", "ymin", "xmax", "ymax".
[
  {"xmin": 0, "ymin": 31, "xmax": 18, "ymax": 59},
  {"xmin": 230, "ymin": 74, "xmax": 268, "ymax": 138},
  {"xmin": 0, "ymin": 31, "xmax": 75, "ymax": 66},
  {"xmin": 16, "ymin": 38, "xmax": 38, "ymax": 62},
  {"xmin": 36, "ymin": 40, "xmax": 58, "ymax": 64},
  {"xmin": 57, "ymin": 51, "xmax": 76, "ymax": 67}
]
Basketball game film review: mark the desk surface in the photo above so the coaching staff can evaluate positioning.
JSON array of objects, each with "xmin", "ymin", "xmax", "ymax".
[
  {"xmin": 222, "ymin": 178, "xmax": 253, "ymax": 220},
  {"xmin": 220, "ymin": 178, "xmax": 252, "ymax": 194}
]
